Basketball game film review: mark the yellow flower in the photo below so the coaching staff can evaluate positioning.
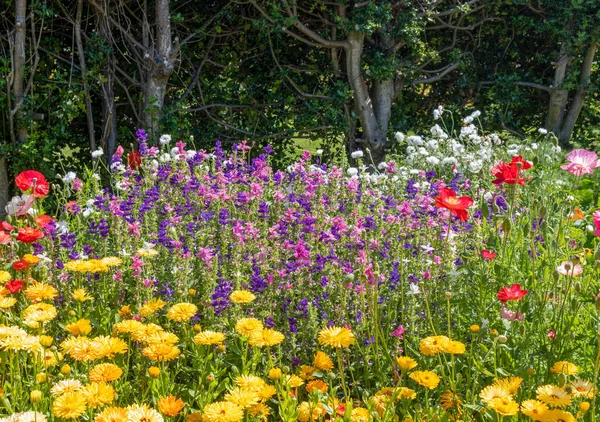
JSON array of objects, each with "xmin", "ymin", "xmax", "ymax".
[
  {"xmin": 521, "ymin": 400, "xmax": 548, "ymax": 421},
  {"xmin": 536, "ymin": 385, "xmax": 572, "ymax": 408},
  {"xmin": 25, "ymin": 283, "xmax": 58, "ymax": 302},
  {"xmin": 201, "ymin": 401, "xmax": 244, "ymax": 422},
  {"xmin": 268, "ymin": 368, "xmax": 282, "ymax": 380},
  {"xmin": 235, "ymin": 318, "xmax": 263, "ymax": 337},
  {"xmin": 89, "ymin": 363, "xmax": 123, "ymax": 383},
  {"xmin": 0, "ymin": 271, "xmax": 11, "ymax": 283},
  {"xmin": 306, "ymin": 380, "xmax": 328, "ymax": 393},
  {"xmin": 224, "ymin": 387, "xmax": 260, "ymax": 408},
  {"xmin": 313, "ymin": 351, "xmax": 334, "ymax": 371},
  {"xmin": 396, "ymin": 356, "xmax": 418, "ymax": 371},
  {"xmin": 297, "ymin": 402, "xmax": 325, "ymax": 422},
  {"xmin": 540, "ymin": 409, "xmax": 576, "ymax": 422},
  {"xmin": 550, "ymin": 361, "xmax": 578, "ymax": 375},
  {"xmin": 82, "ymin": 382, "xmax": 116, "ymax": 408},
  {"xmin": 0, "ymin": 296, "xmax": 17, "ymax": 309},
  {"xmin": 100, "ymin": 257, "xmax": 122, "ymax": 267},
  {"xmin": 52, "ymin": 392, "xmax": 87, "ymax": 419},
  {"xmin": 94, "ymin": 406, "xmax": 128, "ymax": 422},
  {"xmin": 146, "ymin": 331, "xmax": 179, "ymax": 346},
  {"xmin": 137, "ymin": 248, "xmax": 158, "ymax": 257},
  {"xmin": 61, "ymin": 364, "xmax": 71, "ymax": 374},
  {"xmin": 470, "ymin": 324, "xmax": 481, "ymax": 333},
  {"xmin": 351, "ymin": 407, "xmax": 370, "ymax": 422},
  {"xmin": 230, "ymin": 290, "xmax": 256, "ymax": 304},
  {"xmin": 71, "ymin": 288, "xmax": 94, "ymax": 302},
  {"xmin": 127, "ymin": 404, "xmax": 164, "ymax": 422},
  {"xmin": 479, "ymin": 385, "xmax": 510, "ymax": 405},
  {"xmin": 580, "ymin": 402, "xmax": 591, "ymax": 412},
  {"xmin": 22, "ymin": 303, "xmax": 57, "ymax": 327},
  {"xmin": 299, "ymin": 365, "xmax": 317, "ymax": 380},
  {"xmin": 65, "ymin": 319, "xmax": 93, "ymax": 336},
  {"xmin": 493, "ymin": 377, "xmax": 523, "ymax": 394},
  {"xmin": 22, "ymin": 254, "xmax": 40, "ymax": 266},
  {"xmin": 284, "ymin": 375, "xmax": 304, "ymax": 388},
  {"xmin": 167, "ymin": 303, "xmax": 198, "ymax": 322},
  {"xmin": 30, "ymin": 390, "xmax": 43, "ymax": 403},
  {"xmin": 570, "ymin": 380, "xmax": 596, "ymax": 399},
  {"xmin": 140, "ymin": 299, "xmax": 167, "ymax": 317},
  {"xmin": 194, "ymin": 331, "xmax": 226, "ymax": 345},
  {"xmin": 148, "ymin": 366, "xmax": 161, "ymax": 377},
  {"xmin": 409, "ymin": 370, "xmax": 440, "ymax": 389},
  {"xmin": 488, "ymin": 397, "xmax": 519, "ymax": 416},
  {"xmin": 419, "ymin": 335, "xmax": 450, "ymax": 356},
  {"xmin": 186, "ymin": 413, "xmax": 203, "ymax": 422},
  {"xmin": 440, "ymin": 390, "xmax": 462, "ymax": 414},
  {"xmin": 142, "ymin": 343, "xmax": 181, "ymax": 362},
  {"xmin": 248, "ymin": 403, "xmax": 270, "ymax": 421},
  {"xmin": 158, "ymin": 395, "xmax": 186, "ymax": 417},
  {"xmin": 51, "ymin": 379, "xmax": 83, "ymax": 396},
  {"xmin": 118, "ymin": 305, "xmax": 131, "ymax": 318},
  {"xmin": 95, "ymin": 336, "xmax": 128, "ymax": 359},
  {"xmin": 39, "ymin": 335, "xmax": 54, "ymax": 347},
  {"xmin": 249, "ymin": 329, "xmax": 285, "ymax": 347},
  {"xmin": 257, "ymin": 384, "xmax": 276, "ymax": 401},
  {"xmin": 317, "ymin": 326, "xmax": 355, "ymax": 348},
  {"xmin": 445, "ymin": 340, "xmax": 466, "ymax": 354},
  {"xmin": 235, "ymin": 375, "xmax": 266, "ymax": 390},
  {"xmin": 112, "ymin": 319, "xmax": 145, "ymax": 335}
]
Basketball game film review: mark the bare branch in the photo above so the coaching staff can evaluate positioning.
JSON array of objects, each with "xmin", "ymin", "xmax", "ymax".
[{"xmin": 413, "ymin": 61, "xmax": 461, "ymax": 85}]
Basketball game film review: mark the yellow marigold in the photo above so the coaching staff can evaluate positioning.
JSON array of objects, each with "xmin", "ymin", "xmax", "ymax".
[
  {"xmin": 130, "ymin": 323, "xmax": 164, "ymax": 343},
  {"xmin": 470, "ymin": 324, "xmax": 481, "ymax": 333},
  {"xmin": 224, "ymin": 387, "xmax": 260, "ymax": 409},
  {"xmin": 112, "ymin": 319, "xmax": 145, "ymax": 335},
  {"xmin": 306, "ymin": 380, "xmax": 328, "ymax": 393},
  {"xmin": 186, "ymin": 413, "xmax": 203, "ymax": 422},
  {"xmin": 148, "ymin": 366, "xmax": 161, "ymax": 377},
  {"xmin": 65, "ymin": 319, "xmax": 93, "ymax": 336},
  {"xmin": 235, "ymin": 375, "xmax": 266, "ymax": 391},
  {"xmin": 0, "ymin": 296, "xmax": 17, "ymax": 309},
  {"xmin": 63, "ymin": 337, "xmax": 103, "ymax": 361},
  {"xmin": 30, "ymin": 390, "xmax": 43, "ymax": 403},
  {"xmin": 94, "ymin": 406, "xmax": 128, "ymax": 422},
  {"xmin": 39, "ymin": 349, "xmax": 62, "ymax": 367},
  {"xmin": 126, "ymin": 404, "xmax": 164, "ymax": 422},
  {"xmin": 235, "ymin": 318, "xmax": 263, "ymax": 337},
  {"xmin": 158, "ymin": 395, "xmax": 185, "ymax": 417},
  {"xmin": 284, "ymin": 375, "xmax": 304, "ymax": 388},
  {"xmin": 317, "ymin": 326, "xmax": 355, "ymax": 348},
  {"xmin": 118, "ymin": 305, "xmax": 131, "ymax": 318},
  {"xmin": 51, "ymin": 379, "xmax": 83, "ymax": 396},
  {"xmin": 39, "ymin": 335, "xmax": 54, "ymax": 347},
  {"xmin": 230, "ymin": 290, "xmax": 256, "ymax": 304},
  {"xmin": 194, "ymin": 331, "xmax": 226, "ymax": 345},
  {"xmin": 493, "ymin": 377, "xmax": 523, "ymax": 394},
  {"xmin": 142, "ymin": 344, "xmax": 181, "ymax": 362},
  {"xmin": 268, "ymin": 368, "xmax": 282, "ymax": 380},
  {"xmin": 52, "ymin": 392, "xmax": 87, "ymax": 419},
  {"xmin": 140, "ymin": 299, "xmax": 167, "ymax": 317},
  {"xmin": 440, "ymin": 390, "xmax": 462, "ymax": 414},
  {"xmin": 580, "ymin": 402, "xmax": 591, "ymax": 412},
  {"xmin": 479, "ymin": 385, "xmax": 510, "ymax": 405},
  {"xmin": 299, "ymin": 365, "xmax": 317, "ymax": 380},
  {"xmin": 71, "ymin": 288, "xmax": 94, "ymax": 302},
  {"xmin": 25, "ymin": 283, "xmax": 58, "ymax": 302},
  {"xmin": 419, "ymin": 335, "xmax": 450, "ymax": 356},
  {"xmin": 201, "ymin": 401, "xmax": 244, "ymax": 422},
  {"xmin": 409, "ymin": 370, "xmax": 440, "ymax": 389},
  {"xmin": 396, "ymin": 356, "xmax": 418, "ymax": 371},
  {"xmin": 536, "ymin": 385, "xmax": 572, "ymax": 408},
  {"xmin": 351, "ymin": 407, "xmax": 370, "ymax": 422},
  {"xmin": 22, "ymin": 254, "xmax": 40, "ymax": 266},
  {"xmin": 89, "ymin": 363, "xmax": 123, "ymax": 383},
  {"xmin": 146, "ymin": 331, "xmax": 179, "ymax": 346},
  {"xmin": 22, "ymin": 303, "xmax": 57, "ymax": 327},
  {"xmin": 570, "ymin": 380, "xmax": 596, "ymax": 399},
  {"xmin": 0, "ymin": 271, "xmax": 11, "ymax": 283},
  {"xmin": 82, "ymin": 382, "xmax": 116, "ymax": 408},
  {"xmin": 550, "ymin": 361, "xmax": 578, "ymax": 375},
  {"xmin": 520, "ymin": 399, "xmax": 548, "ymax": 421},
  {"xmin": 166, "ymin": 303, "xmax": 198, "ymax": 322},
  {"xmin": 297, "ymin": 402, "xmax": 325, "ymax": 422},
  {"xmin": 445, "ymin": 340, "xmax": 466, "ymax": 355},
  {"xmin": 137, "ymin": 247, "xmax": 158, "ymax": 257},
  {"xmin": 313, "ymin": 351, "xmax": 334, "ymax": 371},
  {"xmin": 248, "ymin": 329, "xmax": 285, "ymax": 347},
  {"xmin": 488, "ymin": 397, "xmax": 519, "ymax": 416},
  {"xmin": 61, "ymin": 364, "xmax": 71, "ymax": 374},
  {"xmin": 248, "ymin": 403, "xmax": 270, "ymax": 420},
  {"xmin": 95, "ymin": 336, "xmax": 128, "ymax": 359},
  {"xmin": 541, "ymin": 409, "xmax": 576, "ymax": 422},
  {"xmin": 100, "ymin": 257, "xmax": 122, "ymax": 267},
  {"xmin": 257, "ymin": 384, "xmax": 276, "ymax": 402}
]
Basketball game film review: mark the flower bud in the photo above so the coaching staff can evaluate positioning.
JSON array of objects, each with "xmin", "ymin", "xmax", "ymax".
[
  {"xmin": 60, "ymin": 364, "xmax": 71, "ymax": 374},
  {"xmin": 497, "ymin": 335, "xmax": 508, "ymax": 343},
  {"xmin": 36, "ymin": 373, "xmax": 47, "ymax": 383},
  {"xmin": 188, "ymin": 289, "xmax": 197, "ymax": 296},
  {"xmin": 30, "ymin": 390, "xmax": 42, "ymax": 403},
  {"xmin": 445, "ymin": 292, "xmax": 452, "ymax": 299},
  {"xmin": 490, "ymin": 329, "xmax": 498, "ymax": 337},
  {"xmin": 39, "ymin": 336, "xmax": 54, "ymax": 347},
  {"xmin": 580, "ymin": 402, "xmax": 590, "ymax": 412},
  {"xmin": 470, "ymin": 325, "xmax": 480, "ymax": 333},
  {"xmin": 269, "ymin": 368, "xmax": 282, "ymax": 380},
  {"xmin": 148, "ymin": 366, "xmax": 160, "ymax": 378}
]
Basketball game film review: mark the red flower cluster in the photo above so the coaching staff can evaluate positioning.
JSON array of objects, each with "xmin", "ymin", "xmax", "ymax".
[
  {"xmin": 16, "ymin": 227, "xmax": 44, "ymax": 243},
  {"xmin": 0, "ymin": 222, "xmax": 14, "ymax": 245},
  {"xmin": 128, "ymin": 151, "xmax": 142, "ymax": 169},
  {"xmin": 491, "ymin": 156, "xmax": 533, "ymax": 185},
  {"xmin": 497, "ymin": 284, "xmax": 528, "ymax": 302},
  {"xmin": 482, "ymin": 250, "xmax": 496, "ymax": 260},
  {"xmin": 434, "ymin": 188, "xmax": 474, "ymax": 222},
  {"xmin": 15, "ymin": 170, "xmax": 50, "ymax": 198},
  {"xmin": 5, "ymin": 279, "xmax": 24, "ymax": 294}
]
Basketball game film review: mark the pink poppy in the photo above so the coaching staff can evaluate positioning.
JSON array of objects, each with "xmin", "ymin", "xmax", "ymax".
[
  {"xmin": 560, "ymin": 149, "xmax": 600, "ymax": 176},
  {"xmin": 500, "ymin": 305, "xmax": 523, "ymax": 321},
  {"xmin": 556, "ymin": 261, "xmax": 583, "ymax": 277}
]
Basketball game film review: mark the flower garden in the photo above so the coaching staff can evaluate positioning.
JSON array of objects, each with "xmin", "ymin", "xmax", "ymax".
[{"xmin": 2, "ymin": 113, "xmax": 600, "ymax": 422}]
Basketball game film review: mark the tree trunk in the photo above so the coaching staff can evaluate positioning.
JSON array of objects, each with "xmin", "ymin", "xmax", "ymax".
[
  {"xmin": 345, "ymin": 31, "xmax": 389, "ymax": 167},
  {"xmin": 143, "ymin": 0, "xmax": 174, "ymax": 137},
  {"xmin": 96, "ymin": 7, "xmax": 117, "ymax": 156},
  {"xmin": 545, "ymin": 48, "xmax": 570, "ymax": 135},
  {"xmin": 558, "ymin": 44, "xmax": 597, "ymax": 143},
  {"xmin": 13, "ymin": 0, "xmax": 27, "ymax": 143},
  {"xmin": 75, "ymin": 0, "xmax": 96, "ymax": 153},
  {"xmin": 0, "ymin": 156, "xmax": 8, "ymax": 221}
]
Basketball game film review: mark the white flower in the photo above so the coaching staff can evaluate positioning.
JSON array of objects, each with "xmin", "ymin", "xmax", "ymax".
[
  {"xmin": 531, "ymin": 143, "xmax": 538, "ymax": 150},
  {"xmin": 159, "ymin": 153, "xmax": 171, "ymax": 163},
  {"xmin": 418, "ymin": 147, "xmax": 429, "ymax": 156},
  {"xmin": 552, "ymin": 145, "xmax": 562, "ymax": 153},
  {"xmin": 91, "ymin": 173, "xmax": 100, "ymax": 180},
  {"xmin": 430, "ymin": 124, "xmax": 447, "ymax": 139},
  {"xmin": 483, "ymin": 192, "xmax": 493, "ymax": 202},
  {"xmin": 490, "ymin": 133, "xmax": 502, "ymax": 145},
  {"xmin": 407, "ymin": 136, "xmax": 423, "ymax": 146},
  {"xmin": 82, "ymin": 208, "xmax": 93, "ymax": 218},
  {"xmin": 86, "ymin": 199, "xmax": 95, "ymax": 207},
  {"xmin": 377, "ymin": 161, "xmax": 388, "ymax": 170},
  {"xmin": 442, "ymin": 157, "xmax": 458, "ymax": 166},
  {"xmin": 426, "ymin": 139, "xmax": 439, "ymax": 150},
  {"xmin": 426, "ymin": 156, "xmax": 440, "ymax": 166},
  {"xmin": 62, "ymin": 172, "xmax": 77, "ymax": 183},
  {"xmin": 538, "ymin": 128, "xmax": 548, "ymax": 135},
  {"xmin": 347, "ymin": 167, "xmax": 359, "ymax": 177},
  {"xmin": 460, "ymin": 124, "xmax": 476, "ymax": 138},
  {"xmin": 351, "ymin": 150, "xmax": 364, "ymax": 159},
  {"xmin": 395, "ymin": 132, "xmax": 405, "ymax": 143},
  {"xmin": 151, "ymin": 159, "xmax": 159, "ymax": 171},
  {"xmin": 159, "ymin": 134, "xmax": 172, "ymax": 145},
  {"xmin": 468, "ymin": 160, "xmax": 483, "ymax": 173},
  {"xmin": 433, "ymin": 105, "xmax": 444, "ymax": 120},
  {"xmin": 186, "ymin": 150, "xmax": 197, "ymax": 160},
  {"xmin": 316, "ymin": 149, "xmax": 324, "ymax": 155},
  {"xmin": 91, "ymin": 148, "xmax": 104, "ymax": 158},
  {"xmin": 409, "ymin": 169, "xmax": 421, "ymax": 175},
  {"xmin": 587, "ymin": 225, "xmax": 595, "ymax": 232},
  {"xmin": 56, "ymin": 221, "xmax": 69, "ymax": 235},
  {"xmin": 507, "ymin": 149, "xmax": 519, "ymax": 156},
  {"xmin": 408, "ymin": 284, "xmax": 421, "ymax": 295},
  {"xmin": 406, "ymin": 146, "xmax": 416, "ymax": 154},
  {"xmin": 471, "ymin": 110, "xmax": 481, "ymax": 118},
  {"xmin": 463, "ymin": 115, "xmax": 474, "ymax": 124}
]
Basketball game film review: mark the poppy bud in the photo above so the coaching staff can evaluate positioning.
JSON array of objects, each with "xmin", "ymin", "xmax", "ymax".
[
  {"xmin": 445, "ymin": 292, "xmax": 452, "ymax": 299},
  {"xmin": 497, "ymin": 335, "xmax": 508, "ymax": 343},
  {"xmin": 574, "ymin": 282, "xmax": 581, "ymax": 292},
  {"xmin": 558, "ymin": 374, "xmax": 567, "ymax": 387}
]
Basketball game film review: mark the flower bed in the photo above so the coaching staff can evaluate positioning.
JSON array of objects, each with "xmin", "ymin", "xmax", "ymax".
[{"xmin": 1, "ymin": 121, "xmax": 600, "ymax": 421}]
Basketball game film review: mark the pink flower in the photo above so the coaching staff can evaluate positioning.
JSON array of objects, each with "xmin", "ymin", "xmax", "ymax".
[
  {"xmin": 560, "ymin": 149, "xmax": 600, "ymax": 176},
  {"xmin": 593, "ymin": 211, "xmax": 600, "ymax": 237},
  {"xmin": 556, "ymin": 261, "xmax": 583, "ymax": 277},
  {"xmin": 500, "ymin": 305, "xmax": 523, "ymax": 321},
  {"xmin": 72, "ymin": 178, "xmax": 83, "ymax": 191},
  {"xmin": 391, "ymin": 325, "xmax": 405, "ymax": 338}
]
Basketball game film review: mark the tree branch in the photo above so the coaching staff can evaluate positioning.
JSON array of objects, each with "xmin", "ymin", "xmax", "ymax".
[{"xmin": 413, "ymin": 61, "xmax": 461, "ymax": 85}]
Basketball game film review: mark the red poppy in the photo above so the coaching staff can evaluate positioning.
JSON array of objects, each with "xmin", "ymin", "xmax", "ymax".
[
  {"xmin": 511, "ymin": 155, "xmax": 533, "ymax": 170},
  {"xmin": 35, "ymin": 215, "xmax": 54, "ymax": 228},
  {"xmin": 491, "ymin": 156, "xmax": 532, "ymax": 186},
  {"xmin": 0, "ymin": 231, "xmax": 11, "ymax": 245},
  {"xmin": 482, "ymin": 250, "xmax": 497, "ymax": 260},
  {"xmin": 5, "ymin": 279, "xmax": 24, "ymax": 294},
  {"xmin": 11, "ymin": 260, "xmax": 28, "ymax": 271},
  {"xmin": 1, "ymin": 222, "xmax": 14, "ymax": 231},
  {"xmin": 497, "ymin": 283, "xmax": 528, "ymax": 302},
  {"xmin": 15, "ymin": 170, "xmax": 50, "ymax": 198},
  {"xmin": 16, "ymin": 227, "xmax": 44, "ymax": 243},
  {"xmin": 434, "ymin": 188, "xmax": 474, "ymax": 222},
  {"xmin": 128, "ymin": 151, "xmax": 142, "ymax": 169},
  {"xmin": 547, "ymin": 330, "xmax": 556, "ymax": 340}
]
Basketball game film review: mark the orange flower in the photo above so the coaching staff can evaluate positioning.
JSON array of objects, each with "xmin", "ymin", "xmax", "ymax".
[{"xmin": 158, "ymin": 396, "xmax": 185, "ymax": 417}]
